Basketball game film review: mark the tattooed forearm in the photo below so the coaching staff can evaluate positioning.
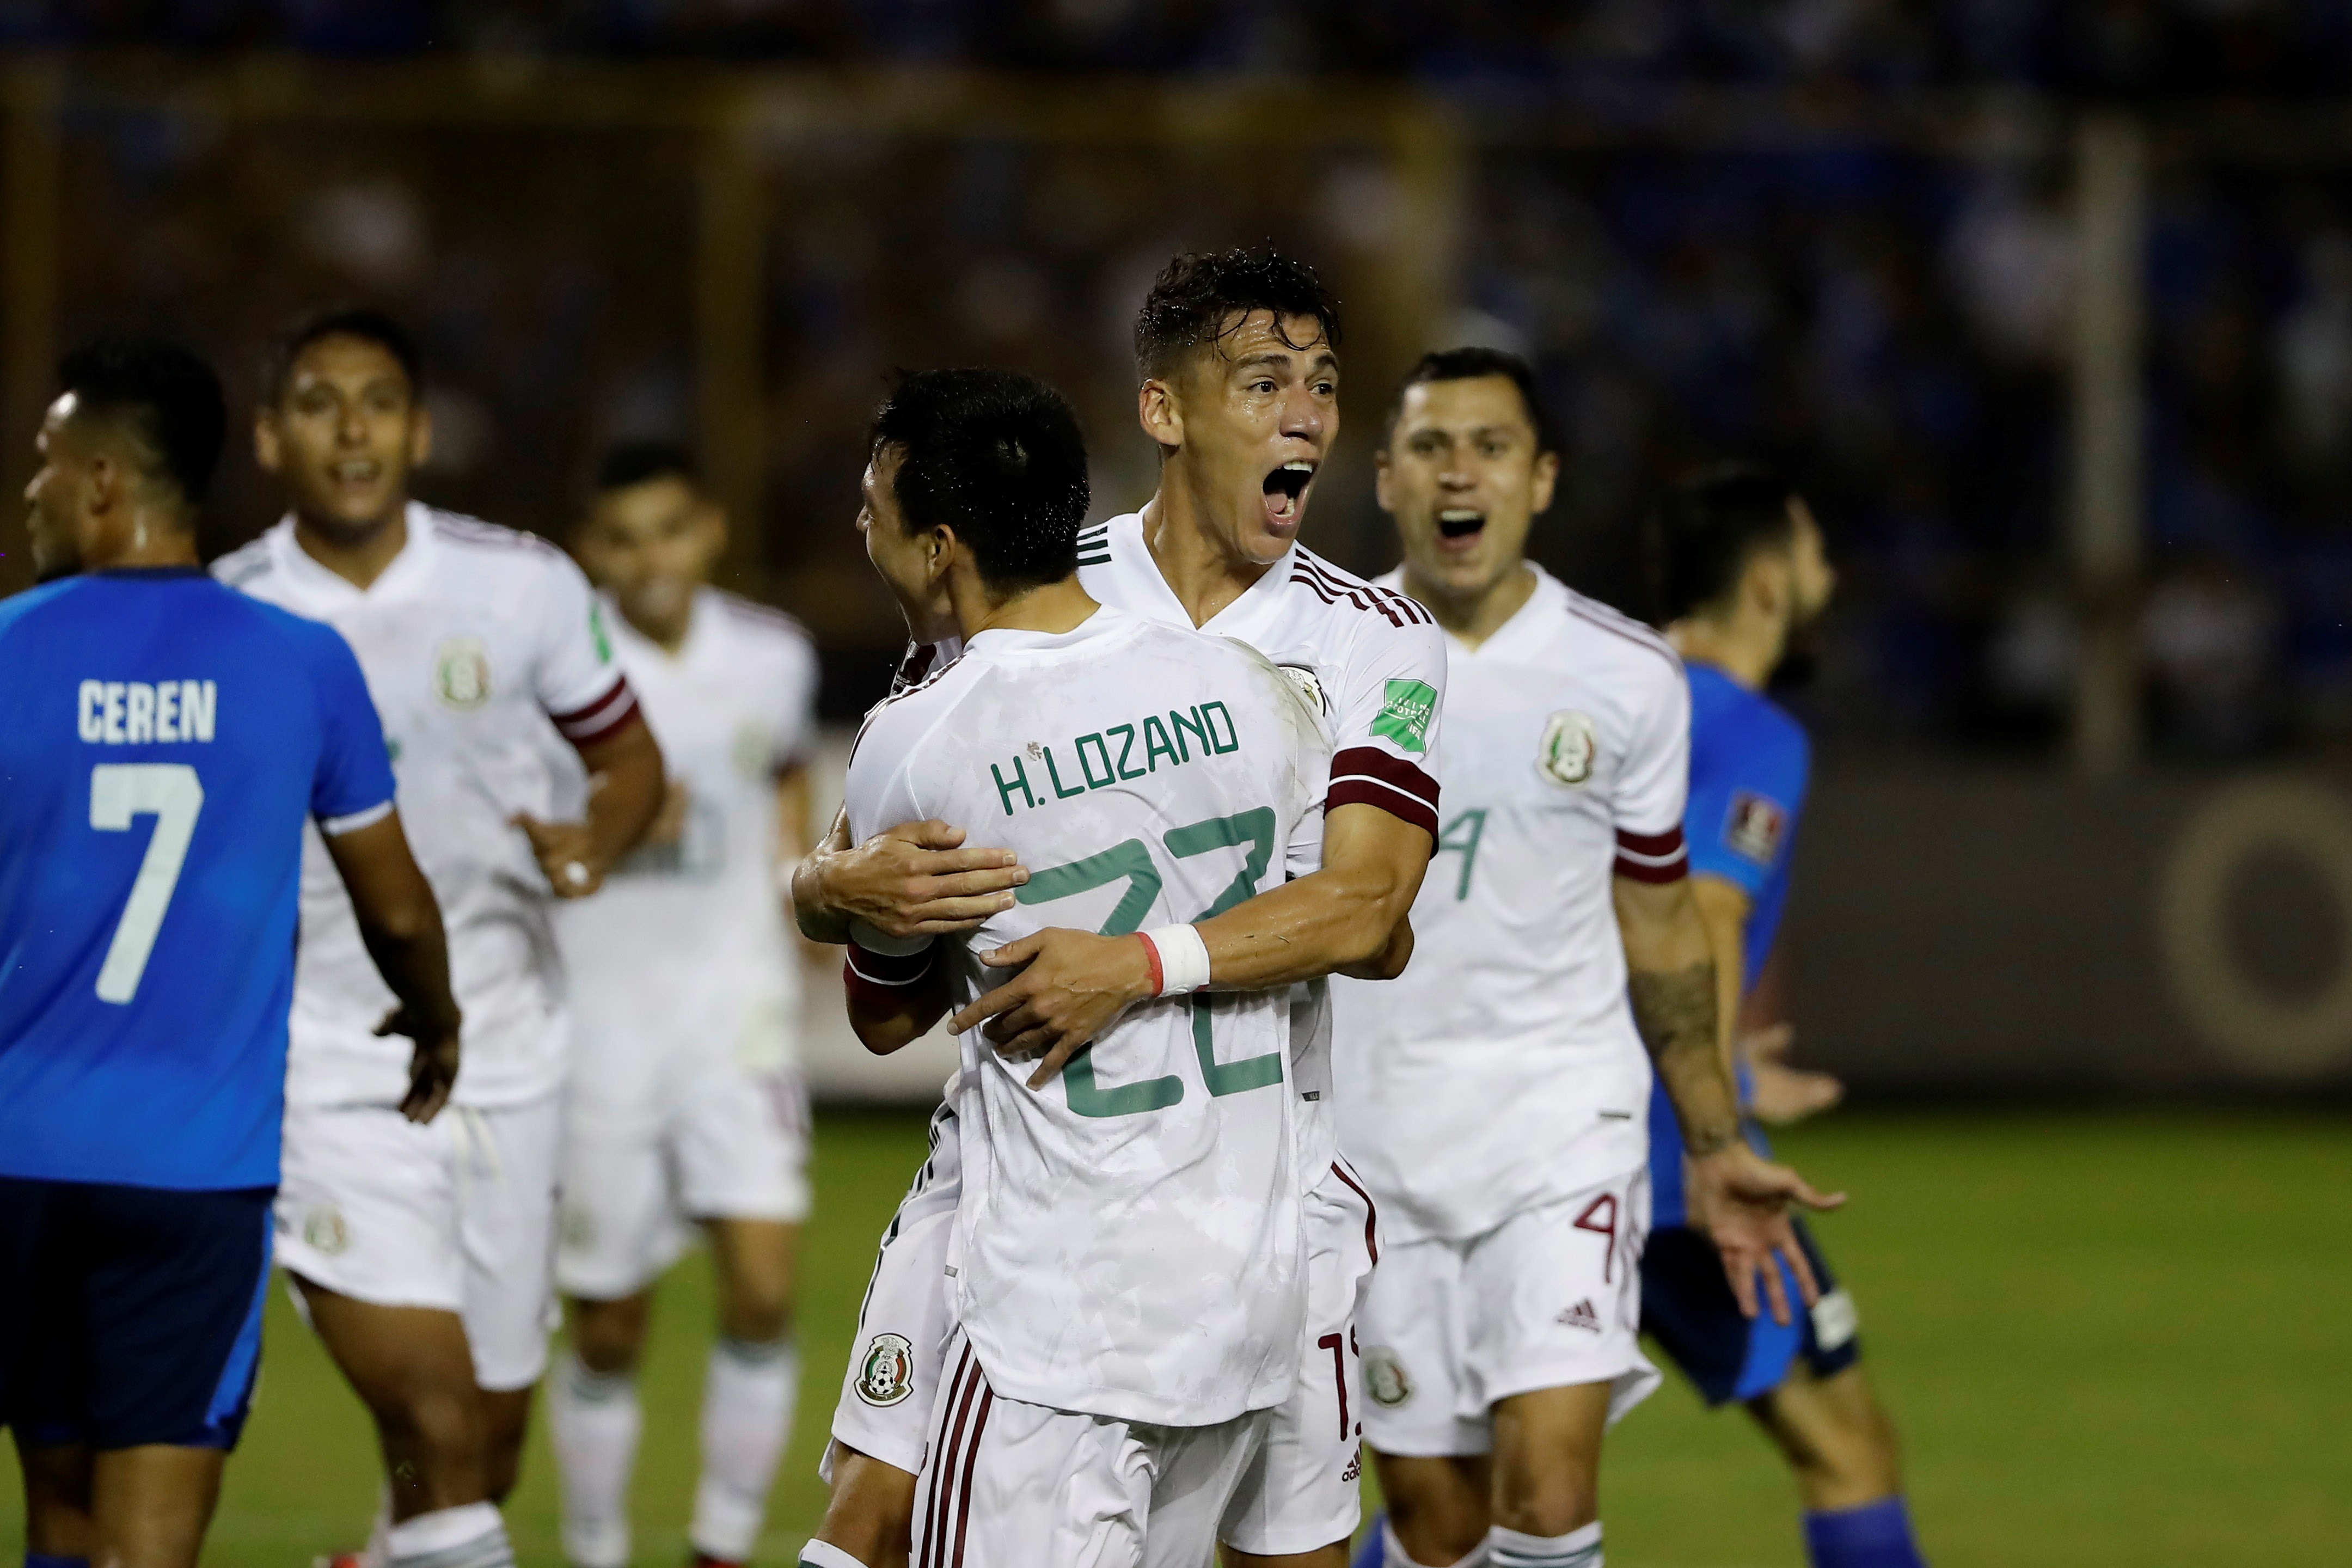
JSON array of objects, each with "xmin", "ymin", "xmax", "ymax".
[{"xmin": 1627, "ymin": 959, "xmax": 1739, "ymax": 1157}]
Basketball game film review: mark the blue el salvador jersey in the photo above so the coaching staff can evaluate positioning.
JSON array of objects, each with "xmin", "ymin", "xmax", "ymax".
[
  {"xmin": 1646, "ymin": 660, "xmax": 1810, "ymax": 1227},
  {"xmin": 0, "ymin": 568, "xmax": 396, "ymax": 1191}
]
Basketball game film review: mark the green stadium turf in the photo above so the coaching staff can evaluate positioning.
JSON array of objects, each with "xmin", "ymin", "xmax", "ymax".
[{"xmin": 6, "ymin": 1108, "xmax": 2346, "ymax": 1566}]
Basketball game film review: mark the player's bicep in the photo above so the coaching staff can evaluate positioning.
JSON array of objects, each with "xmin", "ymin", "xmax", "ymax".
[
  {"xmin": 309, "ymin": 629, "xmax": 396, "ymax": 823},
  {"xmin": 1320, "ymin": 801, "xmax": 1435, "ymax": 923}
]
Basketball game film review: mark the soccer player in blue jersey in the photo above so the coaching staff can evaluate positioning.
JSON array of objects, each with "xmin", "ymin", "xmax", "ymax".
[
  {"xmin": 0, "ymin": 338, "xmax": 463, "ymax": 1568},
  {"xmin": 1641, "ymin": 464, "xmax": 1930, "ymax": 1568}
]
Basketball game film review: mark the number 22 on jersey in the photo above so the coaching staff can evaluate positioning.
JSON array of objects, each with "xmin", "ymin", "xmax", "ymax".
[
  {"xmin": 1015, "ymin": 806, "xmax": 1283, "ymax": 1118},
  {"xmin": 88, "ymin": 763, "xmax": 204, "ymax": 1004}
]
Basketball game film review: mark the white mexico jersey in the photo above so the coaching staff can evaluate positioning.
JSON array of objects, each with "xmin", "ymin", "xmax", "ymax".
[
  {"xmin": 1332, "ymin": 565, "xmax": 1690, "ymax": 1244},
  {"xmin": 216, "ymin": 504, "xmax": 639, "ymax": 1110},
  {"xmin": 845, "ymin": 607, "xmax": 1327, "ymax": 1427},
  {"xmin": 1076, "ymin": 511, "xmax": 1449, "ymax": 1183},
  {"xmin": 551, "ymin": 590, "xmax": 818, "ymax": 1111}
]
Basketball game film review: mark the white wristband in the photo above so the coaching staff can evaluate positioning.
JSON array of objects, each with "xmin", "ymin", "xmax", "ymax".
[{"xmin": 1143, "ymin": 923, "xmax": 1212, "ymax": 996}]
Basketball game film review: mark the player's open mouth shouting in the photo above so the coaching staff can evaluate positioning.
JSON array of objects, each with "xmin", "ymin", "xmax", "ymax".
[
  {"xmin": 1263, "ymin": 457, "xmax": 1316, "ymax": 535},
  {"xmin": 1435, "ymin": 505, "xmax": 1485, "ymax": 548}
]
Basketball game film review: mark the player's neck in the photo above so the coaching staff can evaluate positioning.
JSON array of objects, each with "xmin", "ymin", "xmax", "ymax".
[
  {"xmin": 1138, "ymin": 486, "xmax": 1274, "ymax": 628},
  {"xmin": 621, "ymin": 594, "xmax": 695, "ymax": 654},
  {"xmin": 1668, "ymin": 614, "xmax": 1779, "ymax": 690},
  {"xmin": 86, "ymin": 511, "xmax": 201, "ymax": 572},
  {"xmin": 1402, "ymin": 559, "xmax": 1536, "ymax": 651},
  {"xmin": 954, "ymin": 574, "xmax": 1100, "ymax": 641},
  {"xmin": 291, "ymin": 501, "xmax": 410, "ymax": 592}
]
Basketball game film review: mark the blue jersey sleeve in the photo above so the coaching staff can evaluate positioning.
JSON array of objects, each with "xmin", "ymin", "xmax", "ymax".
[
  {"xmin": 1685, "ymin": 702, "xmax": 1810, "ymax": 899},
  {"xmin": 304, "ymin": 622, "xmax": 396, "ymax": 824}
]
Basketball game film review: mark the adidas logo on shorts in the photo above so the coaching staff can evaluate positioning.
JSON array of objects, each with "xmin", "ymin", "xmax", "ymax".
[{"xmin": 1556, "ymin": 1298, "xmax": 1602, "ymax": 1333}]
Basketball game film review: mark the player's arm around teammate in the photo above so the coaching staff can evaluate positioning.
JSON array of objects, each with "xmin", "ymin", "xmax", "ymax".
[{"xmin": 4, "ymin": 339, "xmax": 460, "ymax": 1568}]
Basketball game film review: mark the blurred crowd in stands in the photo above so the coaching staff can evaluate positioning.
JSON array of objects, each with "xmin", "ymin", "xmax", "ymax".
[
  {"xmin": 9, "ymin": 2, "xmax": 2352, "ymax": 97},
  {"xmin": 17, "ymin": 1, "xmax": 2352, "ymax": 758}
]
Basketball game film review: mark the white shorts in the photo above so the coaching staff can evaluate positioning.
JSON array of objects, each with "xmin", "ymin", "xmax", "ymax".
[
  {"xmin": 1220, "ymin": 1157, "xmax": 1377, "ymax": 1555},
  {"xmin": 828, "ymin": 1098, "xmax": 965, "ymax": 1478},
  {"xmin": 555, "ymin": 1059, "xmax": 812, "ymax": 1301},
  {"xmin": 1358, "ymin": 1165, "xmax": 1659, "ymax": 1456},
  {"xmin": 914, "ymin": 1328, "xmax": 1271, "ymax": 1568},
  {"xmin": 275, "ymin": 1097, "xmax": 564, "ymax": 1392}
]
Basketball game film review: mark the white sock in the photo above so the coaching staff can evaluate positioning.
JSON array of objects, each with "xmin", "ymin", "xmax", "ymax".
[
  {"xmin": 1486, "ymin": 1521, "xmax": 1602, "ymax": 1568},
  {"xmin": 384, "ymin": 1503, "xmax": 515, "ymax": 1568},
  {"xmin": 1385, "ymin": 1518, "xmax": 1490, "ymax": 1568},
  {"xmin": 689, "ymin": 1336, "xmax": 800, "ymax": 1561},
  {"xmin": 548, "ymin": 1355, "xmax": 641, "ymax": 1568},
  {"xmin": 798, "ymin": 1543, "xmax": 868, "ymax": 1568}
]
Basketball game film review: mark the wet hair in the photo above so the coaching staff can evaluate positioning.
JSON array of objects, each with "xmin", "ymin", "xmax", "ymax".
[
  {"xmin": 260, "ymin": 306, "xmax": 422, "ymax": 404},
  {"xmin": 1133, "ymin": 247, "xmax": 1343, "ymax": 380},
  {"xmin": 869, "ymin": 368, "xmax": 1089, "ymax": 592},
  {"xmin": 594, "ymin": 439, "xmax": 699, "ymax": 494},
  {"xmin": 1385, "ymin": 346, "xmax": 1560, "ymax": 454},
  {"xmin": 1646, "ymin": 463, "xmax": 1802, "ymax": 623},
  {"xmin": 57, "ymin": 334, "xmax": 228, "ymax": 510}
]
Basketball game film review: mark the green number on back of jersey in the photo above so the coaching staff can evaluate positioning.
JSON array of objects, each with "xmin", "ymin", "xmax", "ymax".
[
  {"xmin": 1436, "ymin": 807, "xmax": 1486, "ymax": 901},
  {"xmin": 1013, "ymin": 808, "xmax": 1285, "ymax": 1116}
]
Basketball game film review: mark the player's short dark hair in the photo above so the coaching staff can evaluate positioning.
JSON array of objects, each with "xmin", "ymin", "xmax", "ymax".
[
  {"xmin": 1646, "ymin": 463, "xmax": 1802, "ymax": 623},
  {"xmin": 1133, "ymin": 247, "xmax": 1343, "ymax": 380},
  {"xmin": 260, "ymin": 306, "xmax": 422, "ymax": 405},
  {"xmin": 869, "ymin": 368, "xmax": 1089, "ymax": 593},
  {"xmin": 57, "ymin": 334, "xmax": 228, "ymax": 511},
  {"xmin": 1385, "ymin": 346, "xmax": 1559, "ymax": 454},
  {"xmin": 594, "ymin": 440, "xmax": 699, "ymax": 494}
]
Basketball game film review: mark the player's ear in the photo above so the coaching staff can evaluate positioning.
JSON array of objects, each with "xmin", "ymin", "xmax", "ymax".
[
  {"xmin": 1372, "ymin": 443, "xmax": 1394, "ymax": 514},
  {"xmin": 407, "ymin": 399, "xmax": 434, "ymax": 468},
  {"xmin": 1529, "ymin": 448, "xmax": 1560, "ymax": 517},
  {"xmin": 252, "ymin": 410, "xmax": 282, "ymax": 475},
  {"xmin": 1137, "ymin": 376, "xmax": 1183, "ymax": 454},
  {"xmin": 696, "ymin": 497, "xmax": 729, "ymax": 559}
]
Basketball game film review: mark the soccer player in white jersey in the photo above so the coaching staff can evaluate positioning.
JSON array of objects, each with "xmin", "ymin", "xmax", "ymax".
[
  {"xmin": 545, "ymin": 442, "xmax": 822, "ymax": 1568},
  {"xmin": 214, "ymin": 309, "xmax": 665, "ymax": 1568},
  {"xmin": 795, "ymin": 249, "xmax": 1441, "ymax": 1568},
  {"xmin": 838, "ymin": 365, "xmax": 1337, "ymax": 1563},
  {"xmin": 1333, "ymin": 351, "xmax": 1843, "ymax": 1568}
]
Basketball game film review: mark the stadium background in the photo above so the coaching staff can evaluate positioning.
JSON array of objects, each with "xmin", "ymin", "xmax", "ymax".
[{"xmin": 2, "ymin": 5, "xmax": 2348, "ymax": 1563}]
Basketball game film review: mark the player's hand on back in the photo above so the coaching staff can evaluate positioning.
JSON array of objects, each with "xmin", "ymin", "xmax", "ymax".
[
  {"xmin": 512, "ymin": 811, "xmax": 606, "ymax": 899},
  {"xmin": 814, "ymin": 818, "xmax": 1030, "ymax": 939},
  {"xmin": 1685, "ymin": 1142, "xmax": 1846, "ymax": 1327},
  {"xmin": 376, "ymin": 1004, "xmax": 462, "ymax": 1123},
  {"xmin": 1741, "ymin": 1022, "xmax": 1845, "ymax": 1125},
  {"xmin": 951, "ymin": 929, "xmax": 1157, "ymax": 1089}
]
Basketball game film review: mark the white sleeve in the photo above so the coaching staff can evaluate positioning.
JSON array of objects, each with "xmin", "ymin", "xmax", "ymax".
[
  {"xmin": 1610, "ymin": 659, "xmax": 1692, "ymax": 884},
  {"xmin": 1325, "ymin": 614, "xmax": 1447, "ymax": 840},
  {"xmin": 770, "ymin": 628, "xmax": 822, "ymax": 773},
  {"xmin": 841, "ymin": 702, "xmax": 930, "ymax": 848},
  {"xmin": 536, "ymin": 558, "xmax": 639, "ymax": 746}
]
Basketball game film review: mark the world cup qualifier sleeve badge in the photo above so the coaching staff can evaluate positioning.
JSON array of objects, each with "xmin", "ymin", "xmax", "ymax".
[{"xmin": 855, "ymin": 1332, "xmax": 916, "ymax": 1406}]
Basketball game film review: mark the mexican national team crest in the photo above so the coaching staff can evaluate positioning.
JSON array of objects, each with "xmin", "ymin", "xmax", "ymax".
[
  {"xmin": 855, "ymin": 1332, "xmax": 916, "ymax": 1407},
  {"xmin": 1724, "ymin": 789, "xmax": 1788, "ymax": 866},
  {"xmin": 433, "ymin": 636, "xmax": 493, "ymax": 710},
  {"xmin": 1363, "ymin": 1346, "xmax": 1413, "ymax": 1408},
  {"xmin": 302, "ymin": 1206, "xmax": 351, "ymax": 1256},
  {"xmin": 1537, "ymin": 709, "xmax": 1598, "ymax": 787},
  {"xmin": 1372, "ymin": 679, "xmax": 1437, "ymax": 754},
  {"xmin": 1277, "ymin": 663, "xmax": 1328, "ymax": 717}
]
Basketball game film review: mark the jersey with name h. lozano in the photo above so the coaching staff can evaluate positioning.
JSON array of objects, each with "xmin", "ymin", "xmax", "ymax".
[
  {"xmin": 550, "ymin": 590, "xmax": 818, "ymax": 1112},
  {"xmin": 1332, "ymin": 565, "xmax": 1690, "ymax": 1244},
  {"xmin": 844, "ymin": 607, "xmax": 1327, "ymax": 1427},
  {"xmin": 1074, "ymin": 511, "xmax": 1447, "ymax": 1186},
  {"xmin": 216, "ymin": 504, "xmax": 640, "ymax": 1111}
]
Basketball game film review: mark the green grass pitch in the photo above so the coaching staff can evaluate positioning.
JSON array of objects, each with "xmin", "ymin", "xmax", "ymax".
[{"xmin": 6, "ymin": 1108, "xmax": 2347, "ymax": 1566}]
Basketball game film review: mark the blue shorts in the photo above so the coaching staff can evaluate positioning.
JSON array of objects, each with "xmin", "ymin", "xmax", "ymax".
[
  {"xmin": 1638, "ymin": 1216, "xmax": 1860, "ymax": 1407},
  {"xmin": 0, "ymin": 1178, "xmax": 273, "ymax": 1451}
]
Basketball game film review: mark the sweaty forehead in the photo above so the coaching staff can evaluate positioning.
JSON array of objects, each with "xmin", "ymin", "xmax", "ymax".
[{"xmin": 1208, "ymin": 309, "xmax": 1333, "ymax": 365}]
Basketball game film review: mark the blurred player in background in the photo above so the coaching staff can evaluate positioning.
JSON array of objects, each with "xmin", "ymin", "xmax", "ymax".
[
  {"xmin": 1645, "ymin": 465, "xmax": 1928, "ymax": 1568},
  {"xmin": 1338, "ymin": 351, "xmax": 1842, "ymax": 1568},
  {"xmin": 215, "ymin": 308, "xmax": 665, "ymax": 1568},
  {"xmin": 838, "ymin": 365, "xmax": 1332, "ymax": 1565},
  {"xmin": 546, "ymin": 442, "xmax": 821, "ymax": 1568},
  {"xmin": 1, "ymin": 337, "xmax": 460, "ymax": 1568},
  {"xmin": 795, "ymin": 249, "xmax": 1442, "ymax": 1568}
]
